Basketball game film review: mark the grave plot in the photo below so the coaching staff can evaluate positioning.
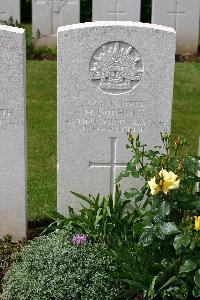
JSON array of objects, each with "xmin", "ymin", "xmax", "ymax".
[{"xmin": 57, "ymin": 21, "xmax": 176, "ymax": 214}]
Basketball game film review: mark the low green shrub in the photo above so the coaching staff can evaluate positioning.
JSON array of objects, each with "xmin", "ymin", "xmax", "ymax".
[
  {"xmin": 50, "ymin": 186, "xmax": 136, "ymax": 246},
  {"xmin": 2, "ymin": 231, "xmax": 124, "ymax": 300},
  {"xmin": 0, "ymin": 236, "xmax": 24, "ymax": 295}
]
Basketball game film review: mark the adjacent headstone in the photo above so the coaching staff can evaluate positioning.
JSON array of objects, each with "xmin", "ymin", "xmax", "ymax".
[
  {"xmin": 93, "ymin": 0, "xmax": 141, "ymax": 21},
  {"xmin": 32, "ymin": 0, "xmax": 80, "ymax": 45},
  {"xmin": 0, "ymin": 25, "xmax": 27, "ymax": 240},
  {"xmin": 152, "ymin": 0, "xmax": 200, "ymax": 55},
  {"xmin": 57, "ymin": 22, "xmax": 176, "ymax": 213},
  {"xmin": 0, "ymin": 0, "xmax": 20, "ymax": 24}
]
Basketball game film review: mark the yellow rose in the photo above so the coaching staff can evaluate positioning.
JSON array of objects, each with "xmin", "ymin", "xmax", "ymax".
[
  {"xmin": 195, "ymin": 216, "xmax": 200, "ymax": 231},
  {"xmin": 148, "ymin": 170, "xmax": 180, "ymax": 195},
  {"xmin": 159, "ymin": 170, "xmax": 180, "ymax": 195},
  {"xmin": 148, "ymin": 177, "xmax": 161, "ymax": 195}
]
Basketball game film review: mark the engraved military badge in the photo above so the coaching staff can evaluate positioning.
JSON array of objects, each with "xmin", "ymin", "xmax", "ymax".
[{"xmin": 90, "ymin": 41, "xmax": 144, "ymax": 95}]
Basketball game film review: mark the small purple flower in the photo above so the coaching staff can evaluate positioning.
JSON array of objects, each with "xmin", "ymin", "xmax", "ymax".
[{"xmin": 72, "ymin": 234, "xmax": 88, "ymax": 246}]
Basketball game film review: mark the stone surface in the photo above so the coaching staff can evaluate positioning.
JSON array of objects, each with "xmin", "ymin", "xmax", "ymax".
[
  {"xmin": 32, "ymin": 0, "xmax": 80, "ymax": 40},
  {"xmin": 152, "ymin": 0, "xmax": 200, "ymax": 55},
  {"xmin": 57, "ymin": 22, "xmax": 176, "ymax": 214},
  {"xmin": 0, "ymin": 25, "xmax": 27, "ymax": 240},
  {"xmin": 93, "ymin": 0, "xmax": 141, "ymax": 21},
  {"xmin": 0, "ymin": 0, "xmax": 20, "ymax": 23}
]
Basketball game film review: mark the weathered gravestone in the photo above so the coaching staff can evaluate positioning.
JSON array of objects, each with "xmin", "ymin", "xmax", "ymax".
[
  {"xmin": 0, "ymin": 25, "xmax": 27, "ymax": 240},
  {"xmin": 0, "ymin": 0, "xmax": 20, "ymax": 24},
  {"xmin": 57, "ymin": 22, "xmax": 176, "ymax": 213},
  {"xmin": 93, "ymin": 0, "xmax": 141, "ymax": 21},
  {"xmin": 152, "ymin": 0, "xmax": 200, "ymax": 55},
  {"xmin": 32, "ymin": 0, "xmax": 80, "ymax": 45}
]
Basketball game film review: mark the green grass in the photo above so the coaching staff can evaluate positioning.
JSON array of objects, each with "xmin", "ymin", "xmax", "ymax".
[
  {"xmin": 172, "ymin": 62, "xmax": 200, "ymax": 154},
  {"xmin": 27, "ymin": 61, "xmax": 56, "ymax": 220},
  {"xmin": 27, "ymin": 61, "xmax": 200, "ymax": 220}
]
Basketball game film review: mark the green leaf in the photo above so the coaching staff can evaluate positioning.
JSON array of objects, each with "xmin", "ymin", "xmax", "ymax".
[
  {"xmin": 139, "ymin": 226, "xmax": 154, "ymax": 246},
  {"xmin": 70, "ymin": 191, "xmax": 93, "ymax": 206},
  {"xmin": 115, "ymin": 171, "xmax": 130, "ymax": 183},
  {"xmin": 190, "ymin": 240, "xmax": 196, "ymax": 251},
  {"xmin": 126, "ymin": 157, "xmax": 139, "ymax": 170},
  {"xmin": 159, "ymin": 222, "xmax": 180, "ymax": 236},
  {"xmin": 158, "ymin": 201, "xmax": 170, "ymax": 218},
  {"xmin": 193, "ymin": 286, "xmax": 200, "ymax": 298},
  {"xmin": 179, "ymin": 260, "xmax": 197, "ymax": 273},
  {"xmin": 94, "ymin": 208, "xmax": 102, "ymax": 228},
  {"xmin": 194, "ymin": 269, "xmax": 200, "ymax": 288},
  {"xmin": 159, "ymin": 276, "xmax": 177, "ymax": 292},
  {"xmin": 173, "ymin": 234, "xmax": 191, "ymax": 250},
  {"xmin": 124, "ymin": 188, "xmax": 139, "ymax": 199},
  {"xmin": 50, "ymin": 210, "xmax": 67, "ymax": 221},
  {"xmin": 131, "ymin": 170, "xmax": 140, "ymax": 178},
  {"xmin": 173, "ymin": 235, "xmax": 182, "ymax": 250},
  {"xmin": 181, "ymin": 235, "xmax": 191, "ymax": 247}
]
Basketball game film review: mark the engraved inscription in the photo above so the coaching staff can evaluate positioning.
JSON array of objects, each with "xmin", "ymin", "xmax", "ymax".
[
  {"xmin": 0, "ymin": 108, "xmax": 21, "ymax": 130},
  {"xmin": 89, "ymin": 137, "xmax": 127, "ymax": 196},
  {"xmin": 65, "ymin": 99, "xmax": 146, "ymax": 134},
  {"xmin": 90, "ymin": 42, "xmax": 144, "ymax": 95}
]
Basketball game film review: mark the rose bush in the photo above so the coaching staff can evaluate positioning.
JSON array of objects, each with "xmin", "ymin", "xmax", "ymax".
[{"xmin": 113, "ymin": 133, "xmax": 200, "ymax": 299}]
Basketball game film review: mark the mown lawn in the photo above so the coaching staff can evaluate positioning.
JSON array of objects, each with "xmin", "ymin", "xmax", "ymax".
[
  {"xmin": 27, "ymin": 61, "xmax": 200, "ymax": 220},
  {"xmin": 27, "ymin": 61, "xmax": 57, "ymax": 220}
]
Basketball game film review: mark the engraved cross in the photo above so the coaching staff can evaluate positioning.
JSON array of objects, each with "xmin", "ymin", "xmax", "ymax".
[
  {"xmin": 0, "ymin": 12, "xmax": 7, "ymax": 20},
  {"xmin": 107, "ymin": 0, "xmax": 126, "ymax": 21},
  {"xmin": 167, "ymin": 0, "xmax": 186, "ymax": 31},
  {"xmin": 89, "ymin": 137, "xmax": 127, "ymax": 197},
  {"xmin": 47, "ymin": 0, "xmax": 67, "ymax": 13}
]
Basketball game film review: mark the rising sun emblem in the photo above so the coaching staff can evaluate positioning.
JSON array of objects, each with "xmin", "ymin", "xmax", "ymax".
[{"xmin": 89, "ymin": 41, "xmax": 144, "ymax": 94}]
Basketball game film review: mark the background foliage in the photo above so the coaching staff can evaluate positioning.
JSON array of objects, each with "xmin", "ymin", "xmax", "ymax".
[{"xmin": 21, "ymin": 0, "xmax": 32, "ymax": 23}]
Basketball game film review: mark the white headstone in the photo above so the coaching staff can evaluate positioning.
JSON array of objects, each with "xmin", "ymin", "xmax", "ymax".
[
  {"xmin": 93, "ymin": 0, "xmax": 141, "ymax": 21},
  {"xmin": 0, "ymin": 25, "xmax": 27, "ymax": 240},
  {"xmin": 32, "ymin": 0, "xmax": 80, "ymax": 44},
  {"xmin": 57, "ymin": 22, "xmax": 176, "ymax": 213},
  {"xmin": 0, "ymin": 0, "xmax": 20, "ymax": 24},
  {"xmin": 152, "ymin": 0, "xmax": 200, "ymax": 55}
]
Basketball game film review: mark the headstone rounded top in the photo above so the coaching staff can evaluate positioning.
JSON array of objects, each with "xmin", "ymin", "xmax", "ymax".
[
  {"xmin": 0, "ymin": 25, "xmax": 24, "ymax": 34},
  {"xmin": 58, "ymin": 21, "xmax": 176, "ymax": 34}
]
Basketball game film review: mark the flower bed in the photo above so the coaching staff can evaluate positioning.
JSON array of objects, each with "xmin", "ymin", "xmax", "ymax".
[{"xmin": 2, "ymin": 134, "xmax": 200, "ymax": 299}]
